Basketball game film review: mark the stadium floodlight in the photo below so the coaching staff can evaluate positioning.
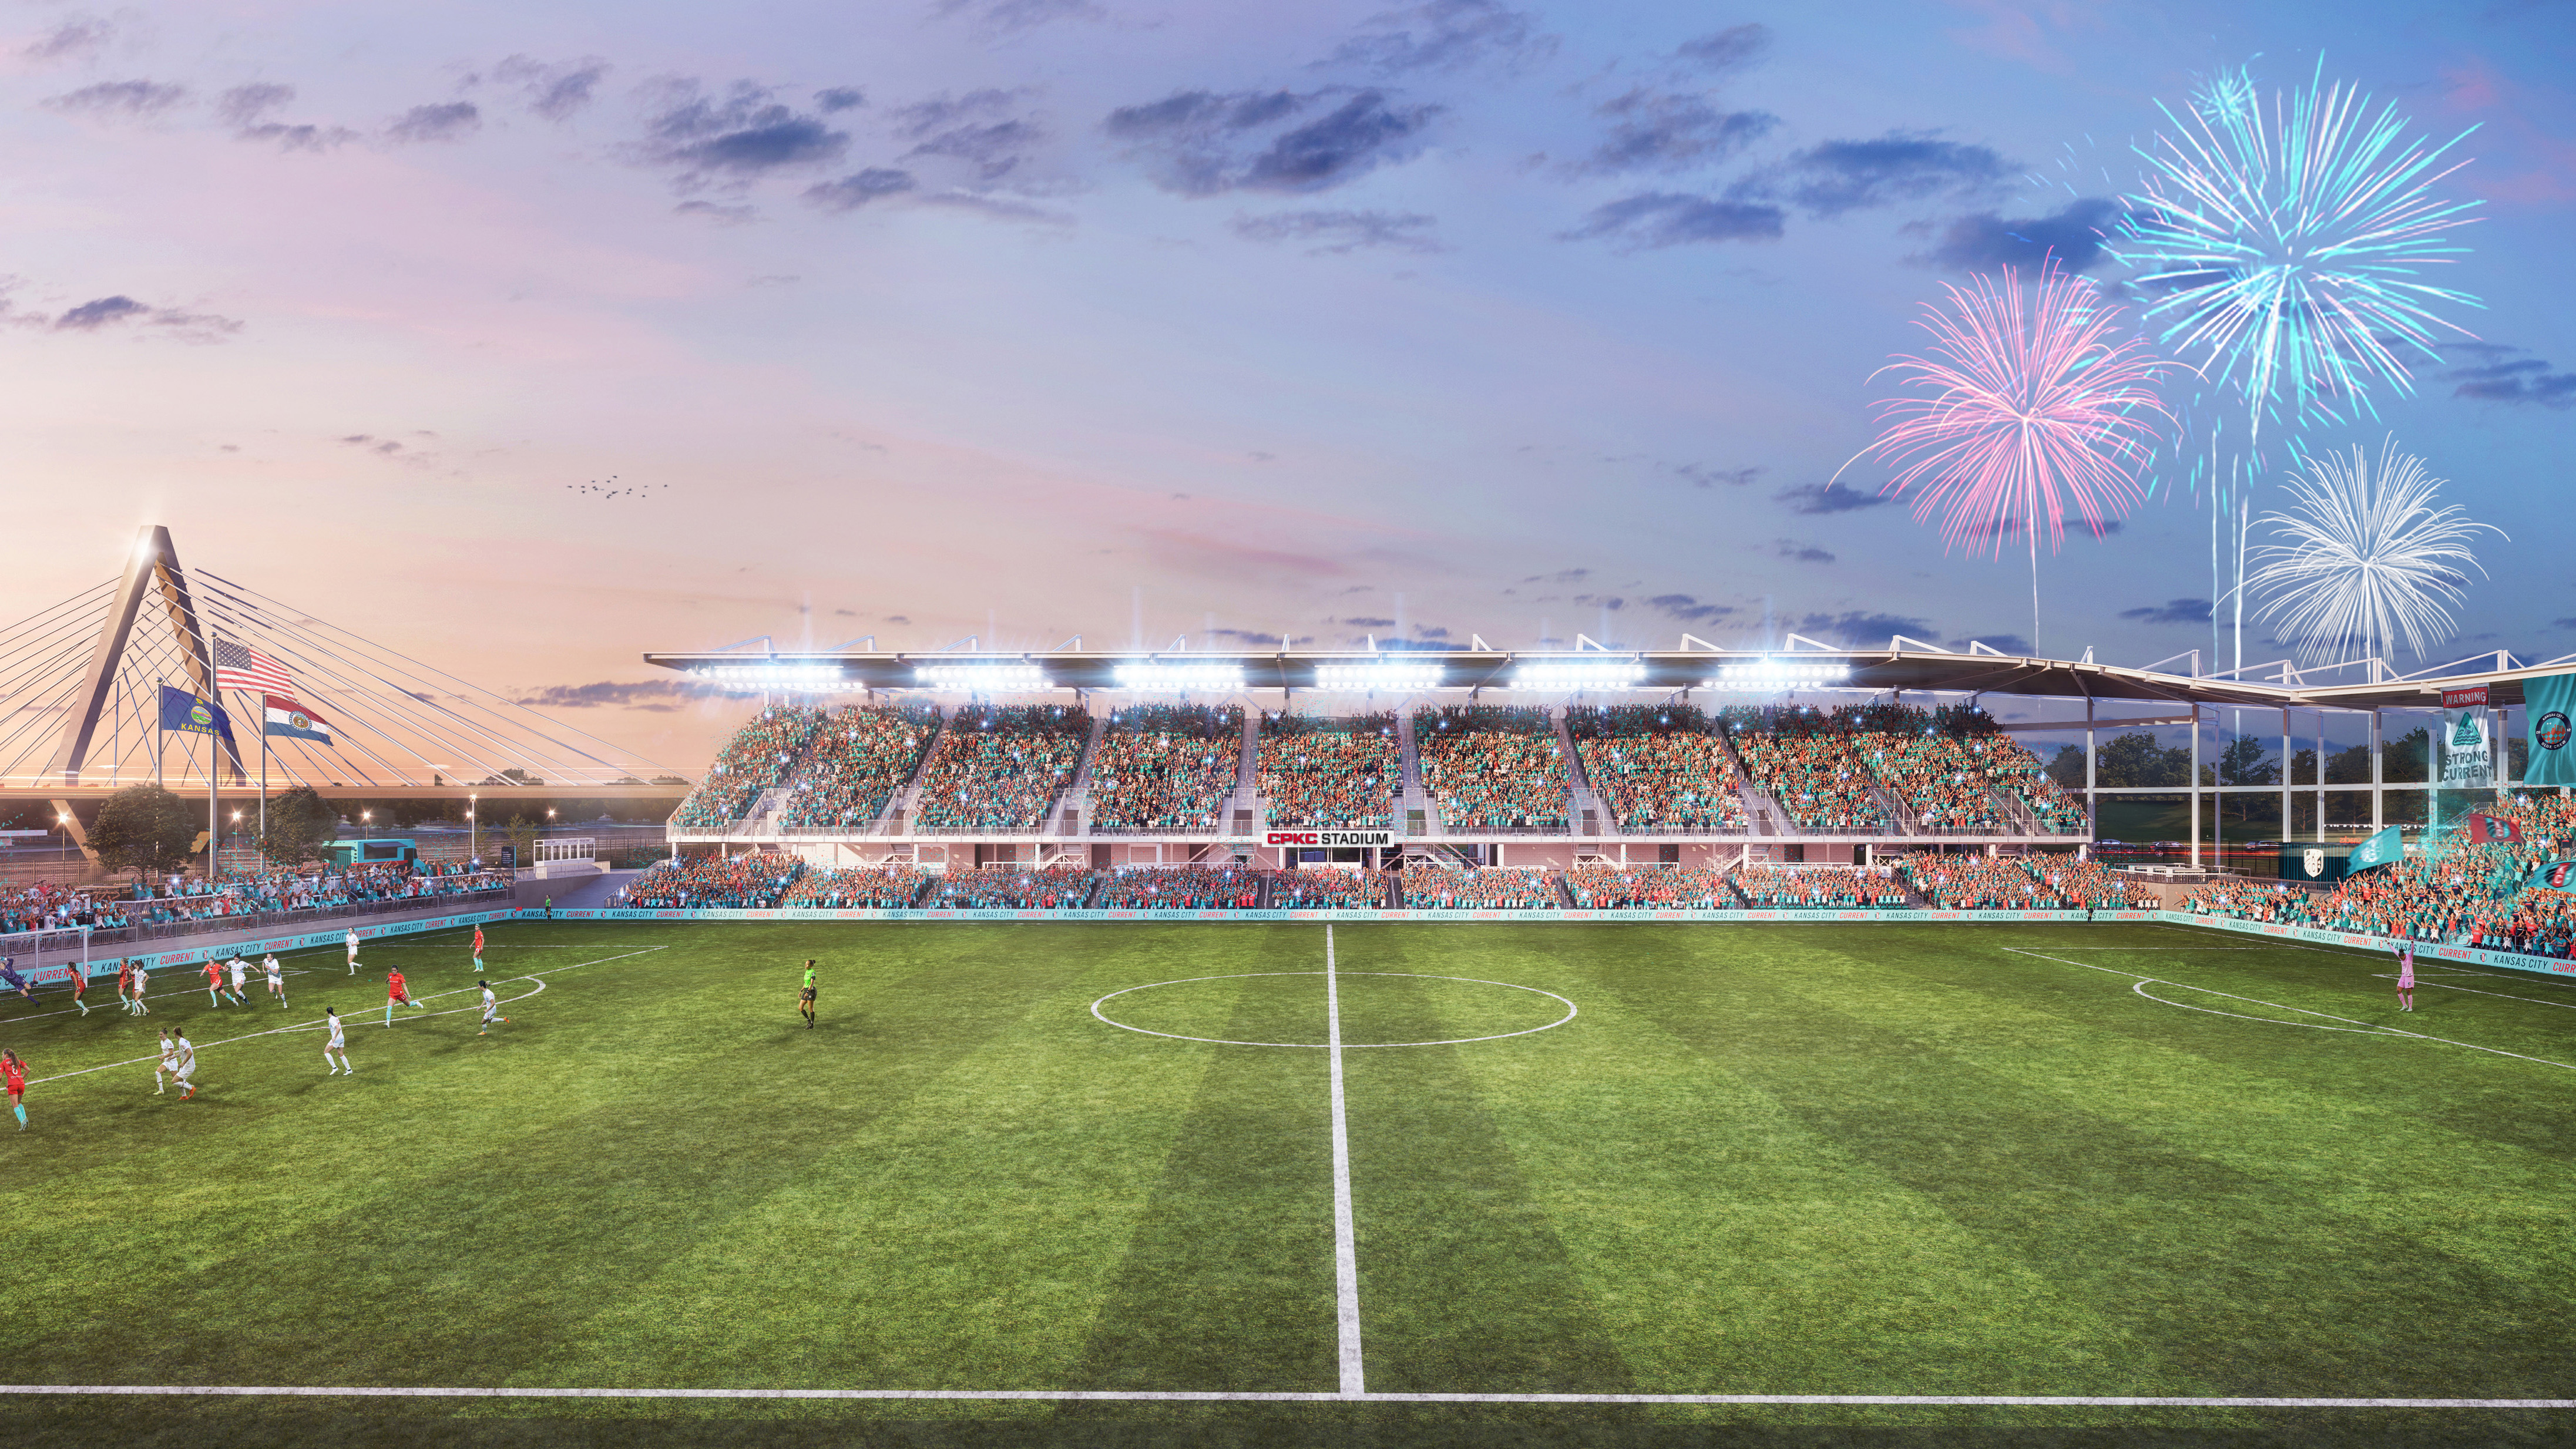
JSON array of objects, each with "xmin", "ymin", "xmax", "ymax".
[
  {"xmin": 693, "ymin": 664, "xmax": 864, "ymax": 691},
  {"xmin": 1704, "ymin": 660, "xmax": 1852, "ymax": 690},
  {"xmin": 913, "ymin": 664, "xmax": 1048, "ymax": 692},
  {"xmin": 1312, "ymin": 663, "xmax": 1444, "ymax": 692},
  {"xmin": 1113, "ymin": 663, "xmax": 1245, "ymax": 692},
  {"xmin": 1512, "ymin": 661, "xmax": 1643, "ymax": 691}
]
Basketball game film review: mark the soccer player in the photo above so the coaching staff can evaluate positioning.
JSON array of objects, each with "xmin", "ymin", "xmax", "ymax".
[
  {"xmin": 170, "ymin": 1031, "xmax": 198, "ymax": 1100},
  {"xmin": 798, "ymin": 960, "xmax": 818, "ymax": 1029},
  {"xmin": 116, "ymin": 959, "xmax": 134, "ymax": 1013},
  {"xmin": 0, "ymin": 957, "xmax": 32, "ymax": 1002},
  {"xmin": 201, "ymin": 957, "xmax": 226, "ymax": 1008},
  {"xmin": 2394, "ymin": 942, "xmax": 2417, "ymax": 1012},
  {"xmin": 345, "ymin": 928, "xmax": 361, "ymax": 975},
  {"xmin": 129, "ymin": 961, "xmax": 150, "ymax": 1016},
  {"xmin": 225, "ymin": 955, "xmax": 250, "ymax": 1007},
  {"xmin": 66, "ymin": 961, "xmax": 89, "ymax": 1016},
  {"xmin": 472, "ymin": 923, "xmax": 486, "ymax": 975},
  {"xmin": 323, "ymin": 1008, "xmax": 352, "ymax": 1075},
  {"xmin": 154, "ymin": 1027, "xmax": 177, "ymax": 1094},
  {"xmin": 476, "ymin": 980, "xmax": 507, "ymax": 1037},
  {"xmin": 264, "ymin": 954, "xmax": 287, "ymax": 1010},
  {"xmin": 384, "ymin": 966, "xmax": 425, "ymax": 1026},
  {"xmin": 3, "ymin": 1047, "xmax": 27, "ymax": 1129}
]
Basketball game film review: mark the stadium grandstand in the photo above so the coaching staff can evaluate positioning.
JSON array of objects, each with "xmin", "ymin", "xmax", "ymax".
[{"xmin": 628, "ymin": 636, "xmax": 2576, "ymax": 944}]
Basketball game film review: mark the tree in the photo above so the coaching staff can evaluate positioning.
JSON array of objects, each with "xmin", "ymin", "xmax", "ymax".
[
  {"xmin": 503, "ymin": 813, "xmax": 539, "ymax": 870},
  {"xmin": 2044, "ymin": 744, "xmax": 2087, "ymax": 790},
  {"xmin": 88, "ymin": 786, "xmax": 200, "ymax": 882},
  {"xmin": 2383, "ymin": 727, "xmax": 2430, "ymax": 784},
  {"xmin": 2214, "ymin": 735, "xmax": 2279, "ymax": 788},
  {"xmin": 258, "ymin": 787, "xmax": 339, "ymax": 870},
  {"xmin": 2094, "ymin": 731, "xmax": 2191, "ymax": 788}
]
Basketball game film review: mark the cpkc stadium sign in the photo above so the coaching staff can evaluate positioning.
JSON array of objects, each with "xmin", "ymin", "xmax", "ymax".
[{"xmin": 1265, "ymin": 830, "xmax": 1395, "ymax": 848}]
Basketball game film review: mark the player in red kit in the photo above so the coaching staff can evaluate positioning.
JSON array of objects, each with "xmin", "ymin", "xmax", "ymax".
[
  {"xmin": 384, "ymin": 967, "xmax": 426, "ymax": 1026},
  {"xmin": 4, "ymin": 1047, "xmax": 28, "ymax": 1129}
]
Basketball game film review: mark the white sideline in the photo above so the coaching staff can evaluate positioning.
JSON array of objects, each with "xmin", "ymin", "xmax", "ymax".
[
  {"xmin": 2006, "ymin": 949, "xmax": 2576, "ymax": 1073},
  {"xmin": 0, "ymin": 1385, "xmax": 2563, "ymax": 1408},
  {"xmin": 1324, "ymin": 925, "xmax": 1365, "ymax": 1397}
]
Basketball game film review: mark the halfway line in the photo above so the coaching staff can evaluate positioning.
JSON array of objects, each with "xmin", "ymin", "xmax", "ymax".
[
  {"xmin": 1324, "ymin": 924, "xmax": 1364, "ymax": 1397},
  {"xmin": 0, "ymin": 1385, "xmax": 2563, "ymax": 1408}
]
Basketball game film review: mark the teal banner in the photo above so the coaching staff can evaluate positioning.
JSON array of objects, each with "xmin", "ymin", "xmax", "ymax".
[
  {"xmin": 2527, "ymin": 861, "xmax": 2576, "ymax": 894},
  {"xmin": 2346, "ymin": 825, "xmax": 2404, "ymax": 873},
  {"xmin": 2528, "ymin": 673, "xmax": 2576, "ymax": 787}
]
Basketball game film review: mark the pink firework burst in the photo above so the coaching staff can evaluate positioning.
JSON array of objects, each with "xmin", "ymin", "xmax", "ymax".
[
  {"xmin": 1857, "ymin": 259, "xmax": 2176, "ymax": 552},
  {"xmin": 1845, "ymin": 258, "xmax": 2177, "ymax": 651}
]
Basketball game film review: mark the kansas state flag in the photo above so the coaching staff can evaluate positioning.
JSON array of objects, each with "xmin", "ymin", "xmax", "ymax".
[
  {"xmin": 2345, "ymin": 825, "xmax": 2403, "ymax": 874},
  {"xmin": 157, "ymin": 684, "xmax": 235, "ymax": 745}
]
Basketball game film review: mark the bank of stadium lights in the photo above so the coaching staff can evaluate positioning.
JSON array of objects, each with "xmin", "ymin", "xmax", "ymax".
[
  {"xmin": 1312, "ymin": 663, "xmax": 1444, "ymax": 692},
  {"xmin": 693, "ymin": 664, "xmax": 864, "ymax": 691},
  {"xmin": 1705, "ymin": 661, "xmax": 1851, "ymax": 690},
  {"xmin": 1113, "ymin": 663, "xmax": 1245, "ymax": 692},
  {"xmin": 1512, "ymin": 661, "xmax": 1644, "ymax": 691},
  {"xmin": 913, "ymin": 664, "xmax": 1049, "ymax": 692}
]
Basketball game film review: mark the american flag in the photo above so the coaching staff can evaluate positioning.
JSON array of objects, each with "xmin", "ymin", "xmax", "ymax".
[{"xmin": 211, "ymin": 638, "xmax": 294, "ymax": 695}]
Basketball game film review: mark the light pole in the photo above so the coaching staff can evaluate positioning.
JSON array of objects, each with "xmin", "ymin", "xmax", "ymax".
[
  {"xmin": 362, "ymin": 810, "xmax": 374, "ymax": 841},
  {"xmin": 230, "ymin": 810, "xmax": 243, "ymax": 869},
  {"xmin": 468, "ymin": 795, "xmax": 478, "ymax": 866}
]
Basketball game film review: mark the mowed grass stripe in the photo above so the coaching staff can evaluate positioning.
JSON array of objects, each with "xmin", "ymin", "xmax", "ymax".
[
  {"xmin": 1067, "ymin": 923, "xmax": 1341, "ymax": 1394},
  {"xmin": 1417, "ymin": 924, "xmax": 2168, "ymax": 1400},
  {"xmin": 507, "ymin": 925, "xmax": 1263, "ymax": 1393},
  {"xmin": 1333, "ymin": 926, "xmax": 1642, "ymax": 1397},
  {"xmin": 1634, "ymin": 926, "xmax": 2576, "ymax": 1398},
  {"xmin": 1847, "ymin": 933, "xmax": 2576, "ymax": 1295},
  {"xmin": 0, "ymin": 926, "xmax": 1083, "ymax": 1387}
]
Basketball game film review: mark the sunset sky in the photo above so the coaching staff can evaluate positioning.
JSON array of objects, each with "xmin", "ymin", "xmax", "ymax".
[{"xmin": 3, "ymin": 0, "xmax": 2570, "ymax": 774}]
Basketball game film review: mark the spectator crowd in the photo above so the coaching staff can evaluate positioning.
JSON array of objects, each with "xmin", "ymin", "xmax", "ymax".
[
  {"xmin": 927, "ymin": 864, "xmax": 1094, "ymax": 909},
  {"xmin": 1399, "ymin": 864, "xmax": 1559, "ymax": 909},
  {"xmin": 1091, "ymin": 705, "xmax": 1244, "ymax": 833},
  {"xmin": 615, "ymin": 852, "xmax": 804, "ymax": 908},
  {"xmin": 777, "ymin": 705, "xmax": 940, "ymax": 832},
  {"xmin": 1100, "ymin": 863, "xmax": 1264, "ymax": 908},
  {"xmin": 913, "ymin": 705, "xmax": 1090, "ymax": 831},
  {"xmin": 674, "ymin": 705, "xmax": 830, "ymax": 828},
  {"xmin": 783, "ymin": 863, "xmax": 930, "ymax": 909},
  {"xmin": 1568, "ymin": 706, "xmax": 1748, "ymax": 832},
  {"xmin": 1416, "ymin": 707, "xmax": 1568, "ymax": 831},
  {"xmin": 1258, "ymin": 714, "xmax": 1398, "ymax": 829},
  {"xmin": 1563, "ymin": 863, "xmax": 1737, "ymax": 909}
]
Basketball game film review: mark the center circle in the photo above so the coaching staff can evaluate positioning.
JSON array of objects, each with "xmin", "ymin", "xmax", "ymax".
[{"xmin": 1090, "ymin": 971, "xmax": 1577, "ymax": 1048}]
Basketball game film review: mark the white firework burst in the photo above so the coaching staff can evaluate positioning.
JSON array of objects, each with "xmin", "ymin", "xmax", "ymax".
[{"xmin": 2248, "ymin": 438, "xmax": 2503, "ymax": 664}]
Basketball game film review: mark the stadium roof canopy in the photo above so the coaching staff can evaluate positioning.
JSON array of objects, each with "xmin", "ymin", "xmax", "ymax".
[{"xmin": 643, "ymin": 644, "xmax": 2576, "ymax": 711}]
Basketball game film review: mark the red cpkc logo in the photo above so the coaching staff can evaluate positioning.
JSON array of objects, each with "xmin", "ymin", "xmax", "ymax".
[{"xmin": 1267, "ymin": 832, "xmax": 1322, "ymax": 846}]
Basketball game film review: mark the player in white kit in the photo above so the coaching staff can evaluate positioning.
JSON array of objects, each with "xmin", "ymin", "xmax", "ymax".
[
  {"xmin": 153, "ymin": 1027, "xmax": 177, "ymax": 1094},
  {"xmin": 169, "ymin": 1031, "xmax": 198, "ymax": 1100},
  {"xmin": 345, "ymin": 929, "xmax": 362, "ymax": 975},
  {"xmin": 226, "ymin": 956, "xmax": 250, "ymax": 1007},
  {"xmin": 323, "ymin": 1008, "xmax": 353, "ymax": 1075},
  {"xmin": 477, "ymin": 980, "xmax": 508, "ymax": 1036},
  {"xmin": 264, "ymin": 954, "xmax": 287, "ymax": 1008}
]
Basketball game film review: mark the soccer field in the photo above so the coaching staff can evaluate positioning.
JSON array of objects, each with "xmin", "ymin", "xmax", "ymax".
[{"xmin": 2, "ymin": 917, "xmax": 2573, "ymax": 1447}]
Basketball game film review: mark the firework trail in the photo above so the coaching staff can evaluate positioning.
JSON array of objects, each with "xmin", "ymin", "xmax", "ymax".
[
  {"xmin": 2113, "ymin": 59, "xmax": 2484, "ymax": 447},
  {"xmin": 1842, "ymin": 257, "xmax": 2177, "ymax": 651},
  {"xmin": 2248, "ymin": 436, "xmax": 2503, "ymax": 665}
]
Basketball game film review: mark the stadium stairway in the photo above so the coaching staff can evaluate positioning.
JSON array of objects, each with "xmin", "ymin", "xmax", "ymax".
[
  {"xmin": 1711, "ymin": 728, "xmax": 1794, "ymax": 835},
  {"xmin": 872, "ymin": 708, "xmax": 949, "ymax": 836},
  {"xmin": 1395, "ymin": 712, "xmax": 1435, "ymax": 836},
  {"xmin": 1551, "ymin": 711, "xmax": 1610, "ymax": 836}
]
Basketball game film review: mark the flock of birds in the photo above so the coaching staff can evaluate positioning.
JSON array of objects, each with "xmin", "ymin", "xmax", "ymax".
[{"xmin": 565, "ymin": 476, "xmax": 663, "ymax": 500}]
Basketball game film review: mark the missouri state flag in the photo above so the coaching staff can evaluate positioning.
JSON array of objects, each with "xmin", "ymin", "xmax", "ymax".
[{"xmin": 263, "ymin": 694, "xmax": 335, "ymax": 745}]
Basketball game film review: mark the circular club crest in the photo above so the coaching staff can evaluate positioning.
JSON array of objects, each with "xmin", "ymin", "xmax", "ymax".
[
  {"xmin": 187, "ymin": 702, "xmax": 211, "ymax": 728},
  {"xmin": 289, "ymin": 711, "xmax": 312, "ymax": 731},
  {"xmin": 2539, "ymin": 711, "xmax": 2573, "ymax": 754}
]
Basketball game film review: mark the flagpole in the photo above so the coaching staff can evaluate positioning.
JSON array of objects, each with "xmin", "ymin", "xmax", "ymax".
[
  {"xmin": 260, "ymin": 702, "xmax": 268, "ymax": 862},
  {"xmin": 155, "ymin": 675, "xmax": 164, "ymax": 792},
  {"xmin": 206, "ymin": 697, "xmax": 218, "ymax": 886}
]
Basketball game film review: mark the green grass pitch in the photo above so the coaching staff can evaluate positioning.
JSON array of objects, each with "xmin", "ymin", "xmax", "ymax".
[{"xmin": 1, "ymin": 917, "xmax": 2572, "ymax": 1448}]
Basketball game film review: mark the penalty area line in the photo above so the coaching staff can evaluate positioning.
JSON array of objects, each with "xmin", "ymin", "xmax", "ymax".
[{"xmin": 0, "ymin": 1385, "xmax": 2565, "ymax": 1408}]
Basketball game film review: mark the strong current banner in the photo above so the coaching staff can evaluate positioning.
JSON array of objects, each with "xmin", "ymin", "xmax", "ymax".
[{"xmin": 2527, "ymin": 673, "xmax": 2576, "ymax": 788}]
